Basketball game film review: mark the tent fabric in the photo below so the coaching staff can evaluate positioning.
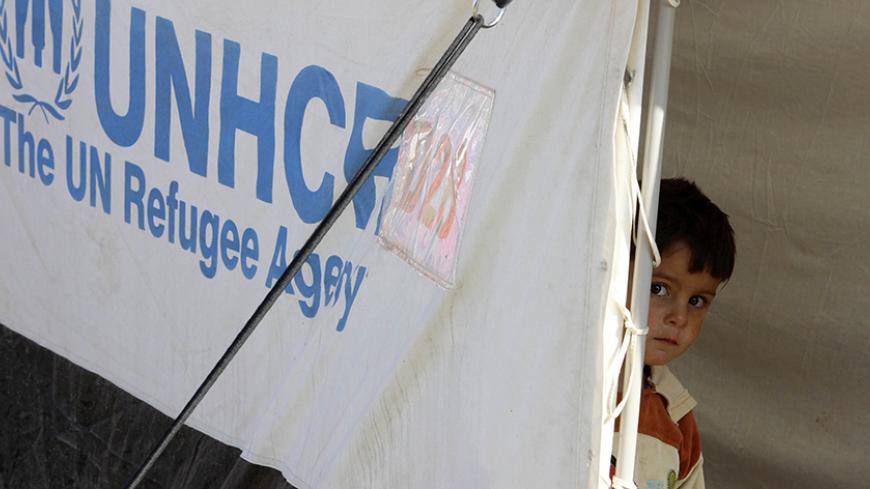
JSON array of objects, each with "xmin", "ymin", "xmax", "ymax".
[
  {"xmin": 0, "ymin": 1, "xmax": 639, "ymax": 487},
  {"xmin": 661, "ymin": 1, "xmax": 870, "ymax": 487}
]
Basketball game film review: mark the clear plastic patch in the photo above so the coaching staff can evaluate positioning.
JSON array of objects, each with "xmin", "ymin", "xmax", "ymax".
[{"xmin": 379, "ymin": 71, "xmax": 495, "ymax": 288}]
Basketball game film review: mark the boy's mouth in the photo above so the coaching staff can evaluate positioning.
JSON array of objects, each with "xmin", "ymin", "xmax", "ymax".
[{"xmin": 654, "ymin": 337, "xmax": 678, "ymax": 346}]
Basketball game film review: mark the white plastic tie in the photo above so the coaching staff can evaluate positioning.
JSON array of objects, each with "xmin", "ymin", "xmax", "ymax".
[
  {"xmin": 618, "ymin": 89, "xmax": 661, "ymax": 268},
  {"xmin": 604, "ymin": 326, "xmax": 632, "ymax": 422},
  {"xmin": 618, "ymin": 87, "xmax": 638, "ymax": 168},
  {"xmin": 604, "ymin": 303, "xmax": 649, "ymax": 423},
  {"xmin": 633, "ymin": 178, "xmax": 662, "ymax": 267},
  {"xmin": 625, "ymin": 165, "xmax": 661, "ymax": 267},
  {"xmin": 618, "ymin": 302, "xmax": 647, "ymax": 336}
]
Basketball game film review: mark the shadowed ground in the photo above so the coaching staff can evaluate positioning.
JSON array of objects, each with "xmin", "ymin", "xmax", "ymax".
[{"xmin": 0, "ymin": 324, "xmax": 296, "ymax": 489}]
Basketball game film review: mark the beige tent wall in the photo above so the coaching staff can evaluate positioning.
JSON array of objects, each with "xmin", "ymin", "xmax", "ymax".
[{"xmin": 661, "ymin": 1, "xmax": 870, "ymax": 487}]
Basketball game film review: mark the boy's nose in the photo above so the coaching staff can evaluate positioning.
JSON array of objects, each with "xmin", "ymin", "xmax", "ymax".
[{"xmin": 665, "ymin": 303, "xmax": 688, "ymax": 328}]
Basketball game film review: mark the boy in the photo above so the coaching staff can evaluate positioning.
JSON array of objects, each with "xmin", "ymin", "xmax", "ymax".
[{"xmin": 629, "ymin": 178, "xmax": 735, "ymax": 489}]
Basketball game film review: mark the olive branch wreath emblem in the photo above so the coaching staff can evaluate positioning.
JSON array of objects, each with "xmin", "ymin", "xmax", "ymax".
[{"xmin": 0, "ymin": 0, "xmax": 83, "ymax": 122}]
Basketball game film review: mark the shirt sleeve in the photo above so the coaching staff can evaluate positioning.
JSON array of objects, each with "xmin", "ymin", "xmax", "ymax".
[{"xmin": 675, "ymin": 411, "xmax": 704, "ymax": 489}]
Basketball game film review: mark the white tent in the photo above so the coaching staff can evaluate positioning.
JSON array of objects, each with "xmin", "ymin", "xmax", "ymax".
[
  {"xmin": 0, "ymin": 0, "xmax": 643, "ymax": 487},
  {"xmin": 3, "ymin": 0, "xmax": 859, "ymax": 487}
]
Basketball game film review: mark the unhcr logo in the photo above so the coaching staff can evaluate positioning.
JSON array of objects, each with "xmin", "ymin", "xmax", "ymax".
[{"xmin": 0, "ymin": 0, "xmax": 82, "ymax": 121}]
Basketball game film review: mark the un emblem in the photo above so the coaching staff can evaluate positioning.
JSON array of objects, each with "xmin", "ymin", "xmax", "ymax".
[{"xmin": 0, "ymin": 0, "xmax": 82, "ymax": 121}]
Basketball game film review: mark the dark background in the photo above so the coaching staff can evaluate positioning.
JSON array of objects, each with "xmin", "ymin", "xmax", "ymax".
[{"xmin": 1, "ymin": 324, "xmax": 296, "ymax": 489}]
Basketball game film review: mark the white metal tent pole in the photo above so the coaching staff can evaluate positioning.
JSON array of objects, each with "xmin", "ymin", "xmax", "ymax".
[
  {"xmin": 613, "ymin": 1, "xmax": 679, "ymax": 488},
  {"xmin": 625, "ymin": 0, "xmax": 651, "ymax": 152}
]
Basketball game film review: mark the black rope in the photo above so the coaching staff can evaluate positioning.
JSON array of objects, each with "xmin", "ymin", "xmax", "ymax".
[{"xmin": 123, "ymin": 14, "xmax": 486, "ymax": 489}]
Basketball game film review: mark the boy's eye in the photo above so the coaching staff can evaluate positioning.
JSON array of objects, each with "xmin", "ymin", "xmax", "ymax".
[
  {"xmin": 688, "ymin": 296, "xmax": 707, "ymax": 308},
  {"xmin": 651, "ymin": 283, "xmax": 668, "ymax": 296}
]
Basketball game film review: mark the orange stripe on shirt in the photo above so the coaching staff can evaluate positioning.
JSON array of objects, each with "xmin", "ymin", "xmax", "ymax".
[{"xmin": 637, "ymin": 384, "xmax": 702, "ymax": 480}]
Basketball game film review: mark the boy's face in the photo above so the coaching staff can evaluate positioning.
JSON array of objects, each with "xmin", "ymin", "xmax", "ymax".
[{"xmin": 645, "ymin": 242, "xmax": 722, "ymax": 366}]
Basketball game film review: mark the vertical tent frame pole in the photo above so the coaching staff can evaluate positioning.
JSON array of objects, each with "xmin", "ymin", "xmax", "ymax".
[
  {"xmin": 613, "ymin": 1, "xmax": 679, "ymax": 487},
  {"xmin": 625, "ymin": 0, "xmax": 651, "ymax": 152}
]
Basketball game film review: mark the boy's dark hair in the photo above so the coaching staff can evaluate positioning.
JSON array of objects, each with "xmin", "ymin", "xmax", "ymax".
[{"xmin": 656, "ymin": 178, "xmax": 736, "ymax": 280}]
